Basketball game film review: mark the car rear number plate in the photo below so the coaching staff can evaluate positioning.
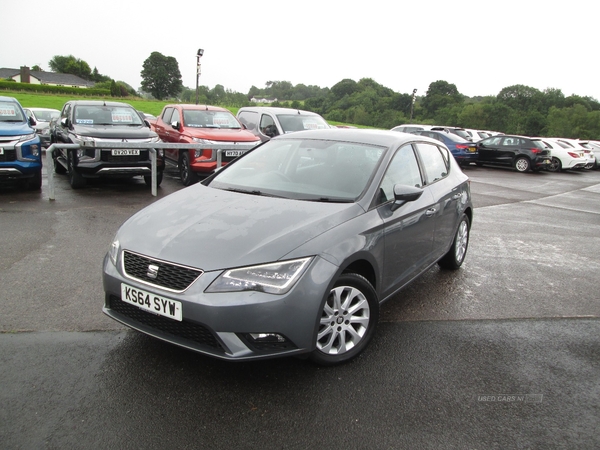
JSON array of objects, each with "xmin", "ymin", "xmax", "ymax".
[
  {"xmin": 112, "ymin": 149, "xmax": 140, "ymax": 156},
  {"xmin": 468, "ymin": 147, "xmax": 476, "ymax": 152},
  {"xmin": 225, "ymin": 150, "xmax": 245, "ymax": 157},
  {"xmin": 121, "ymin": 283, "xmax": 182, "ymax": 321}
]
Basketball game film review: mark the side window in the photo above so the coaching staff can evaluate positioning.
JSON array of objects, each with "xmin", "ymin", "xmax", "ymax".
[
  {"xmin": 238, "ymin": 111, "xmax": 258, "ymax": 130},
  {"xmin": 259, "ymin": 114, "xmax": 278, "ymax": 137},
  {"xmin": 61, "ymin": 103, "xmax": 71, "ymax": 121},
  {"xmin": 415, "ymin": 143, "xmax": 448, "ymax": 184},
  {"xmin": 171, "ymin": 109, "xmax": 180, "ymax": 125},
  {"xmin": 162, "ymin": 107, "xmax": 174, "ymax": 123},
  {"xmin": 378, "ymin": 145, "xmax": 423, "ymax": 204}
]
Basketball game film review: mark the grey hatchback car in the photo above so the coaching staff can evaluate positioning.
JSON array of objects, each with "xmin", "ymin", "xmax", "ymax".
[{"xmin": 102, "ymin": 129, "xmax": 473, "ymax": 365}]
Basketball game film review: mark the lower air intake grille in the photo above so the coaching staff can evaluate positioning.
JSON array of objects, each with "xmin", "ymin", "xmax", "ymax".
[{"xmin": 109, "ymin": 295, "xmax": 224, "ymax": 351}]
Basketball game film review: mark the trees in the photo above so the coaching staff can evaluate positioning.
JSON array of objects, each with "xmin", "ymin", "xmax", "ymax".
[
  {"xmin": 140, "ymin": 52, "xmax": 183, "ymax": 100},
  {"xmin": 48, "ymin": 55, "xmax": 92, "ymax": 80}
]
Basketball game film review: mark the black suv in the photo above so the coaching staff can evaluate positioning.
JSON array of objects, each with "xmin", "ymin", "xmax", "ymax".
[
  {"xmin": 50, "ymin": 100, "xmax": 164, "ymax": 188},
  {"xmin": 475, "ymin": 135, "xmax": 552, "ymax": 172}
]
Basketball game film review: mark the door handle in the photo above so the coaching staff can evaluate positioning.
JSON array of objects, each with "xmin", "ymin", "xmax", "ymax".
[
  {"xmin": 452, "ymin": 193, "xmax": 462, "ymax": 200},
  {"xmin": 425, "ymin": 208, "xmax": 437, "ymax": 217}
]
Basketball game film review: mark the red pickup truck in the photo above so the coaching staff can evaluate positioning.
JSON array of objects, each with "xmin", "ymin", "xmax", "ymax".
[{"xmin": 154, "ymin": 104, "xmax": 260, "ymax": 185}]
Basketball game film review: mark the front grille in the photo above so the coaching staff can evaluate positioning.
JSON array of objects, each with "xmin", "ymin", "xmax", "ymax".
[
  {"xmin": 123, "ymin": 251, "xmax": 203, "ymax": 292},
  {"xmin": 0, "ymin": 149, "xmax": 16, "ymax": 162},
  {"xmin": 101, "ymin": 150, "xmax": 150, "ymax": 163},
  {"xmin": 109, "ymin": 295, "xmax": 224, "ymax": 351}
]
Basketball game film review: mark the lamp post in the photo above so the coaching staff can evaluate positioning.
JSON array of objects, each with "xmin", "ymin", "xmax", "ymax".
[
  {"xmin": 195, "ymin": 48, "xmax": 204, "ymax": 105},
  {"xmin": 409, "ymin": 89, "xmax": 417, "ymax": 122}
]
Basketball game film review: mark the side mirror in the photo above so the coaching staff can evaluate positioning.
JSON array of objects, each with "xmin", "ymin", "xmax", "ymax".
[
  {"xmin": 171, "ymin": 121, "xmax": 180, "ymax": 130},
  {"xmin": 391, "ymin": 184, "xmax": 423, "ymax": 211},
  {"xmin": 28, "ymin": 117, "xmax": 37, "ymax": 127},
  {"xmin": 264, "ymin": 125, "xmax": 278, "ymax": 137},
  {"xmin": 61, "ymin": 117, "xmax": 69, "ymax": 128}
]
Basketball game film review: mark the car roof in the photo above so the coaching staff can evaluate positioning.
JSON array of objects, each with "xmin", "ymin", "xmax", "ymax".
[
  {"xmin": 24, "ymin": 107, "xmax": 60, "ymax": 112},
  {"xmin": 164, "ymin": 104, "xmax": 229, "ymax": 112},
  {"xmin": 0, "ymin": 95, "xmax": 20, "ymax": 103},
  {"xmin": 67, "ymin": 100, "xmax": 134, "ymax": 108},
  {"xmin": 238, "ymin": 106, "xmax": 322, "ymax": 116},
  {"xmin": 270, "ymin": 128, "xmax": 433, "ymax": 148}
]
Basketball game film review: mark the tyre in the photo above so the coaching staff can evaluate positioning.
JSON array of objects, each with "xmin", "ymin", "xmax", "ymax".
[
  {"xmin": 144, "ymin": 171, "xmax": 163, "ymax": 187},
  {"xmin": 180, "ymin": 152, "xmax": 199, "ymax": 186},
  {"xmin": 310, "ymin": 273, "xmax": 379, "ymax": 366},
  {"xmin": 547, "ymin": 157, "xmax": 562, "ymax": 173},
  {"xmin": 68, "ymin": 152, "xmax": 86, "ymax": 189},
  {"xmin": 438, "ymin": 214, "xmax": 470, "ymax": 270},
  {"xmin": 29, "ymin": 168, "xmax": 42, "ymax": 190},
  {"xmin": 514, "ymin": 156, "xmax": 531, "ymax": 173}
]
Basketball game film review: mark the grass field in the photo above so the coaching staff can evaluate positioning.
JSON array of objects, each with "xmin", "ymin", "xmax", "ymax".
[
  {"xmin": 3, "ymin": 90, "xmax": 362, "ymax": 128},
  {"xmin": 5, "ymin": 92, "xmax": 177, "ymax": 116}
]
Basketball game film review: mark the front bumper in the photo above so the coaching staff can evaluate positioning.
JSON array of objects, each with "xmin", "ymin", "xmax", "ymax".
[
  {"xmin": 65, "ymin": 148, "xmax": 165, "ymax": 178},
  {"xmin": 102, "ymin": 253, "xmax": 338, "ymax": 361},
  {"xmin": 534, "ymin": 156, "xmax": 552, "ymax": 167}
]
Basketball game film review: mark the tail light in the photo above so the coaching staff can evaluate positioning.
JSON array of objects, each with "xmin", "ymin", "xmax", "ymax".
[
  {"xmin": 530, "ymin": 148, "xmax": 541, "ymax": 154},
  {"xmin": 456, "ymin": 144, "xmax": 469, "ymax": 150},
  {"xmin": 567, "ymin": 152, "xmax": 580, "ymax": 159}
]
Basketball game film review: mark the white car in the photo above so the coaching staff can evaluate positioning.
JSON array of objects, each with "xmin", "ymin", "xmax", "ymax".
[
  {"xmin": 465, "ymin": 129, "xmax": 491, "ymax": 142},
  {"xmin": 539, "ymin": 138, "xmax": 587, "ymax": 172},
  {"xmin": 579, "ymin": 140, "xmax": 600, "ymax": 169},
  {"xmin": 555, "ymin": 138, "xmax": 595, "ymax": 169}
]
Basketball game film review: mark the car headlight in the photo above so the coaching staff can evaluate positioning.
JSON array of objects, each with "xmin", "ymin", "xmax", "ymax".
[
  {"xmin": 17, "ymin": 133, "xmax": 37, "ymax": 142},
  {"xmin": 206, "ymin": 257, "xmax": 312, "ymax": 295},
  {"xmin": 73, "ymin": 134, "xmax": 95, "ymax": 143},
  {"xmin": 192, "ymin": 137, "xmax": 217, "ymax": 144},
  {"xmin": 109, "ymin": 239, "xmax": 120, "ymax": 266}
]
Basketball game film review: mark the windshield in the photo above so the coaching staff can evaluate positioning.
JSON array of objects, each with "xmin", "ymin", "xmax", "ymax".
[
  {"xmin": 453, "ymin": 129, "xmax": 471, "ymax": 140},
  {"xmin": 276, "ymin": 114, "xmax": 330, "ymax": 133},
  {"xmin": 183, "ymin": 110, "xmax": 241, "ymax": 129},
  {"xmin": 0, "ymin": 101, "xmax": 26, "ymax": 123},
  {"xmin": 208, "ymin": 138, "xmax": 386, "ymax": 202},
  {"xmin": 73, "ymin": 105, "xmax": 144, "ymax": 126},
  {"xmin": 32, "ymin": 109, "xmax": 60, "ymax": 122}
]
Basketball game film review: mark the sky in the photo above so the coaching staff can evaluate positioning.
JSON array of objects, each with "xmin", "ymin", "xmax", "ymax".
[{"xmin": 2, "ymin": 0, "xmax": 598, "ymax": 100}]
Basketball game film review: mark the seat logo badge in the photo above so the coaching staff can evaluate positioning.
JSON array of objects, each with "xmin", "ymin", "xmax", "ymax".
[{"xmin": 147, "ymin": 264, "xmax": 159, "ymax": 279}]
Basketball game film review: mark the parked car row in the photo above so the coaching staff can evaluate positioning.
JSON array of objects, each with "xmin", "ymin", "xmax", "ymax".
[{"xmin": 392, "ymin": 123, "xmax": 598, "ymax": 173}]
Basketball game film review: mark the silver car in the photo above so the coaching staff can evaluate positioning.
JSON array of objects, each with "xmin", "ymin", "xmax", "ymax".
[
  {"xmin": 23, "ymin": 107, "xmax": 60, "ymax": 148},
  {"xmin": 102, "ymin": 129, "xmax": 473, "ymax": 365}
]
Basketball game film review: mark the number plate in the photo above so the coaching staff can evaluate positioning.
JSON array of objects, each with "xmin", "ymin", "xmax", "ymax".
[
  {"xmin": 121, "ymin": 283, "xmax": 182, "ymax": 321},
  {"xmin": 468, "ymin": 147, "xmax": 476, "ymax": 152},
  {"xmin": 111, "ymin": 149, "xmax": 140, "ymax": 156},
  {"xmin": 225, "ymin": 150, "xmax": 246, "ymax": 157}
]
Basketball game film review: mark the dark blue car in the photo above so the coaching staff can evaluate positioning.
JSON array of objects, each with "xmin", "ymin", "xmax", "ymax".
[
  {"xmin": 0, "ymin": 96, "xmax": 42, "ymax": 189},
  {"xmin": 411, "ymin": 130, "xmax": 478, "ymax": 166}
]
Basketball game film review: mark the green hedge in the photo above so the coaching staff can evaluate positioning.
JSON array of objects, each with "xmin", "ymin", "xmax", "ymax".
[{"xmin": 0, "ymin": 80, "xmax": 110, "ymax": 97}]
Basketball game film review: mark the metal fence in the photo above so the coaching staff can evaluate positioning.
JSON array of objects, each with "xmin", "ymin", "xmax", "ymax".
[{"xmin": 45, "ymin": 142, "xmax": 258, "ymax": 201}]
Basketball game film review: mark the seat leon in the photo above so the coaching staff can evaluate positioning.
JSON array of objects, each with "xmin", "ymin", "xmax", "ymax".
[{"xmin": 102, "ymin": 129, "xmax": 473, "ymax": 365}]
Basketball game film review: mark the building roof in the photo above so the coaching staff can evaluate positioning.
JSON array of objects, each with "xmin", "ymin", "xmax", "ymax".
[{"xmin": 0, "ymin": 67, "xmax": 95, "ymax": 87}]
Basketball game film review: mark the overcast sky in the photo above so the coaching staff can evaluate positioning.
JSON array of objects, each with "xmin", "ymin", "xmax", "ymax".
[{"xmin": 2, "ymin": 0, "xmax": 598, "ymax": 100}]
